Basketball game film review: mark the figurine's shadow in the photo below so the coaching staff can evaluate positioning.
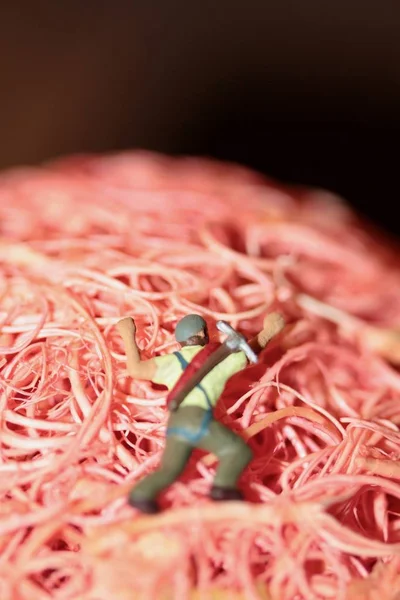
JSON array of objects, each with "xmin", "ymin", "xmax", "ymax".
[{"xmin": 215, "ymin": 344, "xmax": 284, "ymax": 421}]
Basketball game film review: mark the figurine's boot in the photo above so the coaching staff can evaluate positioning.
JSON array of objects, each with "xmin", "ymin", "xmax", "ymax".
[
  {"xmin": 210, "ymin": 486, "xmax": 244, "ymax": 501},
  {"xmin": 128, "ymin": 497, "xmax": 159, "ymax": 514}
]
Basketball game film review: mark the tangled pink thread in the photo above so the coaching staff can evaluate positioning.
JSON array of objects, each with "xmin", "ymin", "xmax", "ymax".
[{"xmin": 1, "ymin": 152, "xmax": 400, "ymax": 599}]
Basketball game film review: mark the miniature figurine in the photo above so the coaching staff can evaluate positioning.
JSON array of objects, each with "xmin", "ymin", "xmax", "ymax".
[{"xmin": 116, "ymin": 311, "xmax": 285, "ymax": 514}]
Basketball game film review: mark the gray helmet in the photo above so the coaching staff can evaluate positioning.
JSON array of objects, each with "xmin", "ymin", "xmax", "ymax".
[{"xmin": 175, "ymin": 314, "xmax": 207, "ymax": 343}]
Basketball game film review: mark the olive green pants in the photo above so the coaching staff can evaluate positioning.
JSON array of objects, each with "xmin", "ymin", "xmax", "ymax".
[{"xmin": 130, "ymin": 406, "xmax": 253, "ymax": 503}]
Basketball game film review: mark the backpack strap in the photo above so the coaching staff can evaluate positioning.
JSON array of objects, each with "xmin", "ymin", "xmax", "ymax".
[{"xmin": 166, "ymin": 342, "xmax": 221, "ymax": 409}]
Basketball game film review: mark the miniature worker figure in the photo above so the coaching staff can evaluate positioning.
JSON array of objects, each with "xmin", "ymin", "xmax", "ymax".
[{"xmin": 117, "ymin": 312, "xmax": 285, "ymax": 514}]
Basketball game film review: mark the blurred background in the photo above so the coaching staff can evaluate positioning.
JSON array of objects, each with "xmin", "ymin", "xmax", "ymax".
[{"xmin": 1, "ymin": 1, "xmax": 399, "ymax": 235}]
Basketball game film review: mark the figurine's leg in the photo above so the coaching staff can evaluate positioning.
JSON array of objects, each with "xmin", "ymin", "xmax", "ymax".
[
  {"xmin": 197, "ymin": 420, "xmax": 253, "ymax": 501},
  {"xmin": 128, "ymin": 436, "xmax": 192, "ymax": 513}
]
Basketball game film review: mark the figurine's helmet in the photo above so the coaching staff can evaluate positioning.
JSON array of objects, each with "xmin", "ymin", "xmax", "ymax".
[{"xmin": 175, "ymin": 314, "xmax": 207, "ymax": 343}]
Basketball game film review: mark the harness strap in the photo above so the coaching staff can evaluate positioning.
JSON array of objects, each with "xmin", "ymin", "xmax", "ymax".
[
  {"xmin": 173, "ymin": 351, "xmax": 212, "ymax": 409},
  {"xmin": 166, "ymin": 343, "xmax": 220, "ymax": 409},
  {"xmin": 166, "ymin": 410, "xmax": 213, "ymax": 443}
]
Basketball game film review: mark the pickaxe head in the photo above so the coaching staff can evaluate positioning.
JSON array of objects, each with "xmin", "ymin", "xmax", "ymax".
[{"xmin": 216, "ymin": 320, "xmax": 258, "ymax": 364}]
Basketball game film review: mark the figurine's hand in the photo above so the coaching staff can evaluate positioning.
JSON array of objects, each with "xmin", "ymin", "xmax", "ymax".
[
  {"xmin": 116, "ymin": 316, "xmax": 136, "ymax": 338},
  {"xmin": 263, "ymin": 312, "xmax": 285, "ymax": 335},
  {"xmin": 168, "ymin": 400, "xmax": 178, "ymax": 412},
  {"xmin": 259, "ymin": 312, "xmax": 285, "ymax": 348}
]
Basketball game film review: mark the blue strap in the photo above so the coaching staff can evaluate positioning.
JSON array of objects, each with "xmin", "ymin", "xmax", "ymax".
[
  {"xmin": 173, "ymin": 351, "xmax": 213, "ymax": 410},
  {"xmin": 166, "ymin": 409, "xmax": 213, "ymax": 443},
  {"xmin": 173, "ymin": 351, "xmax": 189, "ymax": 369}
]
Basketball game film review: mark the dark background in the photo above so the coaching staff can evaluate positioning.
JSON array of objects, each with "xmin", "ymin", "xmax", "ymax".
[{"xmin": 1, "ymin": 2, "xmax": 399, "ymax": 235}]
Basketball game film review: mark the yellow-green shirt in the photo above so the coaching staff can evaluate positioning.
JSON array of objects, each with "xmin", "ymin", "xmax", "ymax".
[{"xmin": 152, "ymin": 346, "xmax": 247, "ymax": 409}]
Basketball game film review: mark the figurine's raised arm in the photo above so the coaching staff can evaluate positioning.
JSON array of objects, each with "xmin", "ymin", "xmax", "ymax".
[
  {"xmin": 248, "ymin": 312, "xmax": 286, "ymax": 354},
  {"xmin": 116, "ymin": 317, "xmax": 157, "ymax": 380}
]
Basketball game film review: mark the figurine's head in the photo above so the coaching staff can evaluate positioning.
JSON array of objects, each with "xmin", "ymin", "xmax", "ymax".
[{"xmin": 175, "ymin": 314, "xmax": 209, "ymax": 347}]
